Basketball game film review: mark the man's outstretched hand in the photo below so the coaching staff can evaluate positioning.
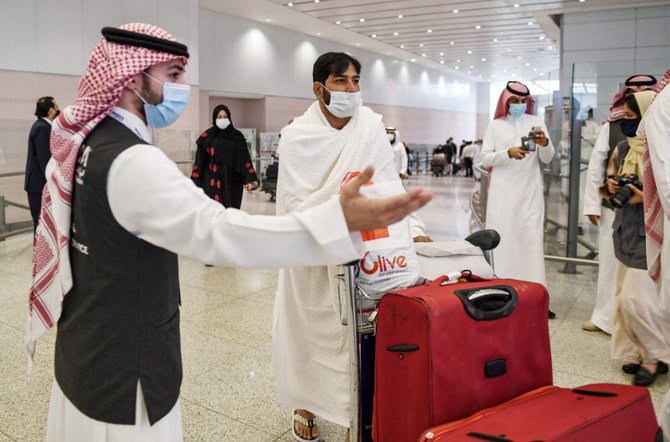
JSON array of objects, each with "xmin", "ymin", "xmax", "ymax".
[{"xmin": 340, "ymin": 165, "xmax": 433, "ymax": 232}]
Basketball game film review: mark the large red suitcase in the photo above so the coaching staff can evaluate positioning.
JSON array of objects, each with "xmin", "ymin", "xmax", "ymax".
[
  {"xmin": 373, "ymin": 275, "xmax": 553, "ymax": 442},
  {"xmin": 418, "ymin": 383, "xmax": 660, "ymax": 441}
]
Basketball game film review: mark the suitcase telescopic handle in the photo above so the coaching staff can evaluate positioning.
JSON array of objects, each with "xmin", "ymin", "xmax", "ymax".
[{"xmin": 454, "ymin": 286, "xmax": 518, "ymax": 321}]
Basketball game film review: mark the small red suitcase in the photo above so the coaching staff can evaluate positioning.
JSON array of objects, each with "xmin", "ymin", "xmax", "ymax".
[
  {"xmin": 373, "ymin": 275, "xmax": 553, "ymax": 442},
  {"xmin": 418, "ymin": 383, "xmax": 661, "ymax": 441}
]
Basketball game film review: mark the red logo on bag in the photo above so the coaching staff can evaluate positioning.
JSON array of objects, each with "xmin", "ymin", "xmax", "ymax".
[{"xmin": 359, "ymin": 251, "xmax": 408, "ymax": 275}]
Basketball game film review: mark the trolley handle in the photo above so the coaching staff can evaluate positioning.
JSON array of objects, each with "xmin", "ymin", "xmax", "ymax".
[{"xmin": 454, "ymin": 286, "xmax": 518, "ymax": 321}]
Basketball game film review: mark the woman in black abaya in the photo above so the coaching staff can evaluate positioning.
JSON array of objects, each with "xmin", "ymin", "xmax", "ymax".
[{"xmin": 191, "ymin": 105, "xmax": 259, "ymax": 209}]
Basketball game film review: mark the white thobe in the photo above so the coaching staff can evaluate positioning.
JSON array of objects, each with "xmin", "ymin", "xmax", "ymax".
[
  {"xmin": 273, "ymin": 103, "xmax": 424, "ymax": 427},
  {"xmin": 640, "ymin": 85, "xmax": 670, "ymax": 439},
  {"xmin": 392, "ymin": 141, "xmax": 408, "ymax": 175},
  {"xmin": 46, "ymin": 107, "xmax": 363, "ymax": 442},
  {"xmin": 583, "ymin": 122, "xmax": 618, "ymax": 333},
  {"xmin": 481, "ymin": 114, "xmax": 554, "ymax": 286}
]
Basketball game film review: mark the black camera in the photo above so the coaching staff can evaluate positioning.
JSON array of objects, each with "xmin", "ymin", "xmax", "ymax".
[
  {"xmin": 521, "ymin": 126, "xmax": 542, "ymax": 151},
  {"xmin": 609, "ymin": 175, "xmax": 643, "ymax": 208}
]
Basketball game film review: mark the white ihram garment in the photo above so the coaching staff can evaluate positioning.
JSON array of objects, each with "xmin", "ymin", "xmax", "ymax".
[
  {"xmin": 481, "ymin": 113, "xmax": 554, "ymax": 286},
  {"xmin": 272, "ymin": 102, "xmax": 424, "ymax": 426},
  {"xmin": 639, "ymin": 86, "xmax": 670, "ymax": 439},
  {"xmin": 583, "ymin": 122, "xmax": 618, "ymax": 333}
]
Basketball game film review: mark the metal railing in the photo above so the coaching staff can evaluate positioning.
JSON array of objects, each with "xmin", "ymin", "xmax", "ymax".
[
  {"xmin": 470, "ymin": 163, "xmax": 598, "ymax": 267},
  {"xmin": 0, "ymin": 171, "xmax": 33, "ymax": 240}
]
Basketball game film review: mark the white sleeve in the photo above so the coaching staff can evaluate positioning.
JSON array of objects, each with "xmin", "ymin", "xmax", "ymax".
[
  {"xmin": 583, "ymin": 122, "xmax": 610, "ymax": 216},
  {"xmin": 107, "ymin": 145, "xmax": 362, "ymax": 268},
  {"xmin": 537, "ymin": 121, "xmax": 555, "ymax": 164},
  {"xmin": 644, "ymin": 92, "xmax": 670, "ymax": 216},
  {"xmin": 481, "ymin": 122, "xmax": 509, "ymax": 168}
]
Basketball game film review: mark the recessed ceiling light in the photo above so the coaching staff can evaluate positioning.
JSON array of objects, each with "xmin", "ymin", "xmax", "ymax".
[
  {"xmin": 478, "ymin": 75, "xmax": 482, "ymax": 78},
  {"xmin": 440, "ymin": 52, "xmax": 444, "ymax": 56},
  {"xmin": 411, "ymin": 58, "xmax": 416, "ymax": 62},
  {"xmin": 450, "ymin": 41, "xmax": 455, "ymax": 45},
  {"xmin": 518, "ymin": 56, "xmax": 523, "ymax": 59},
  {"xmin": 287, "ymin": 2, "xmax": 293, "ymax": 6},
  {"xmin": 467, "ymin": 50, "xmax": 472, "ymax": 54},
  {"xmin": 540, "ymin": 72, "xmax": 545, "ymax": 76},
  {"xmin": 514, "ymin": 3, "xmax": 519, "ymax": 7},
  {"xmin": 491, "ymin": 74, "xmax": 495, "ymax": 78},
  {"xmin": 475, "ymin": 25, "xmax": 481, "ymax": 29},
  {"xmin": 455, "ymin": 66, "xmax": 460, "ymax": 69},
  {"xmin": 356, "ymin": 43, "xmax": 360, "ymax": 46},
  {"xmin": 419, "ymin": 43, "xmax": 424, "ymax": 47},
  {"xmin": 526, "ymin": 62, "xmax": 530, "ymax": 66},
  {"xmin": 359, "ymin": 18, "xmax": 365, "ymax": 22},
  {"xmin": 533, "ymin": 68, "xmax": 538, "ymax": 71},
  {"xmin": 427, "ymin": 29, "xmax": 432, "ymax": 33},
  {"xmin": 317, "ymin": 32, "xmax": 321, "ymax": 35},
  {"xmin": 453, "ymin": 9, "xmax": 459, "ymax": 13},
  {"xmin": 503, "ymin": 69, "xmax": 508, "ymax": 73},
  {"xmin": 456, "ymin": 59, "xmax": 460, "ymax": 62},
  {"xmin": 336, "ymin": 21, "xmax": 341, "ymax": 24},
  {"xmin": 314, "ymin": 0, "xmax": 319, "ymax": 2},
  {"xmin": 470, "ymin": 65, "xmax": 474, "ymax": 69},
  {"xmin": 440, "ymin": 60, "xmax": 445, "ymax": 64},
  {"xmin": 539, "ymin": 36, "xmax": 545, "ymax": 40},
  {"xmin": 528, "ymin": 21, "xmax": 533, "ymax": 25},
  {"xmin": 265, "ymin": 18, "xmax": 271, "ymax": 22},
  {"xmin": 398, "ymin": 14, "xmax": 403, "ymax": 18},
  {"xmin": 579, "ymin": 0, "xmax": 586, "ymax": 2},
  {"xmin": 371, "ymin": 34, "xmax": 376, "ymax": 38},
  {"xmin": 493, "ymin": 38, "xmax": 498, "ymax": 42},
  {"xmin": 393, "ymin": 32, "xmax": 399, "ymax": 36},
  {"xmin": 548, "ymin": 46, "xmax": 553, "ymax": 50},
  {"xmin": 421, "ymin": 53, "xmax": 426, "ymax": 57},
  {"xmin": 481, "ymin": 57, "xmax": 486, "ymax": 61},
  {"xmin": 468, "ymin": 71, "xmax": 472, "ymax": 74},
  {"xmin": 400, "ymin": 44, "xmax": 404, "ymax": 48}
]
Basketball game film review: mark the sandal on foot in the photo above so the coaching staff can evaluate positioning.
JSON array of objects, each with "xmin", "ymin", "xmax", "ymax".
[{"xmin": 292, "ymin": 410, "xmax": 321, "ymax": 442}]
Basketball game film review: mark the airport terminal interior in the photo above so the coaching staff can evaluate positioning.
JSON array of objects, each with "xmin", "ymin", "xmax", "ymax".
[{"xmin": 2, "ymin": 0, "xmax": 670, "ymax": 441}]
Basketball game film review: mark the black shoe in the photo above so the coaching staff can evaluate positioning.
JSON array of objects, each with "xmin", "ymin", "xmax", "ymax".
[
  {"xmin": 634, "ymin": 367, "xmax": 658, "ymax": 387},
  {"xmin": 622, "ymin": 363, "xmax": 640, "ymax": 374},
  {"xmin": 658, "ymin": 361, "xmax": 669, "ymax": 374},
  {"xmin": 548, "ymin": 310, "xmax": 556, "ymax": 320}
]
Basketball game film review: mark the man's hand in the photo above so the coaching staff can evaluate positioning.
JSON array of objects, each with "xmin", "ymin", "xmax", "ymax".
[
  {"xmin": 245, "ymin": 182, "xmax": 258, "ymax": 192},
  {"xmin": 587, "ymin": 214, "xmax": 600, "ymax": 226},
  {"xmin": 533, "ymin": 130, "xmax": 549, "ymax": 147},
  {"xmin": 508, "ymin": 147, "xmax": 527, "ymax": 160},
  {"xmin": 627, "ymin": 184, "xmax": 643, "ymax": 205},
  {"xmin": 607, "ymin": 178, "xmax": 620, "ymax": 195},
  {"xmin": 340, "ymin": 165, "xmax": 433, "ymax": 232},
  {"xmin": 413, "ymin": 235, "xmax": 432, "ymax": 242}
]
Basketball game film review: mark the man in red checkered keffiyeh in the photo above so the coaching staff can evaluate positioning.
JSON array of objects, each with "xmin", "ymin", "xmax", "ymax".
[{"xmin": 28, "ymin": 23, "xmax": 187, "ymax": 365}]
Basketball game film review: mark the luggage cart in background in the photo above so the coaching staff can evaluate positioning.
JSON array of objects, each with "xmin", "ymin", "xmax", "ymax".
[{"xmin": 338, "ymin": 229, "xmax": 500, "ymax": 442}]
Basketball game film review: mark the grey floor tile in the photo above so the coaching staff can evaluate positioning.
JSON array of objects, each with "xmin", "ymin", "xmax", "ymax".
[
  {"xmin": 0, "ymin": 368, "xmax": 53, "ymax": 442},
  {"xmin": 181, "ymin": 399, "xmax": 277, "ymax": 442}
]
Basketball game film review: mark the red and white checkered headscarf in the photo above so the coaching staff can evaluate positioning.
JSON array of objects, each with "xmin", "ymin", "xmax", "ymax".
[
  {"xmin": 643, "ymin": 69, "xmax": 670, "ymax": 281},
  {"xmin": 606, "ymin": 75, "xmax": 660, "ymax": 123},
  {"xmin": 493, "ymin": 81, "xmax": 536, "ymax": 120},
  {"xmin": 27, "ymin": 23, "xmax": 188, "ymax": 368}
]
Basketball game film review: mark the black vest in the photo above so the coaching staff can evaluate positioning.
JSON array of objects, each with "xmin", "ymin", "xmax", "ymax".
[{"xmin": 55, "ymin": 117, "xmax": 182, "ymax": 425}]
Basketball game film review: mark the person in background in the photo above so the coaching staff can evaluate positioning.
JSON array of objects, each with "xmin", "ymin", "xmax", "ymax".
[
  {"xmin": 25, "ymin": 96, "xmax": 59, "ymax": 231},
  {"xmin": 481, "ymin": 81, "xmax": 556, "ymax": 318},
  {"xmin": 582, "ymin": 75, "xmax": 659, "ymax": 333},
  {"xmin": 461, "ymin": 141, "xmax": 475, "ymax": 177},
  {"xmin": 607, "ymin": 90, "xmax": 670, "ymax": 387},
  {"xmin": 191, "ymin": 105, "xmax": 259, "ymax": 209},
  {"xmin": 640, "ymin": 67, "xmax": 670, "ymax": 440},
  {"xmin": 386, "ymin": 127, "xmax": 408, "ymax": 178}
]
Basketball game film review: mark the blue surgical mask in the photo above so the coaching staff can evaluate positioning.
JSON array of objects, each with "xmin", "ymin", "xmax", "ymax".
[
  {"xmin": 508, "ymin": 103, "xmax": 527, "ymax": 118},
  {"xmin": 134, "ymin": 72, "xmax": 191, "ymax": 128}
]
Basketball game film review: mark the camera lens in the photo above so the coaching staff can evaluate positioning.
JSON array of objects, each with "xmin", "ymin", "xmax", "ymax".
[{"xmin": 610, "ymin": 186, "xmax": 634, "ymax": 208}]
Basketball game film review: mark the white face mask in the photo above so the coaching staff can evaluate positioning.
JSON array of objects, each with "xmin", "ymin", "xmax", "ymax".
[
  {"xmin": 216, "ymin": 118, "xmax": 230, "ymax": 130},
  {"xmin": 319, "ymin": 83, "xmax": 362, "ymax": 118},
  {"xmin": 387, "ymin": 133, "xmax": 396, "ymax": 142}
]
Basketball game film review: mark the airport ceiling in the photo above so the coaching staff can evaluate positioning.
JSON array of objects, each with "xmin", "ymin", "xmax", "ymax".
[{"xmin": 201, "ymin": 0, "xmax": 670, "ymax": 83}]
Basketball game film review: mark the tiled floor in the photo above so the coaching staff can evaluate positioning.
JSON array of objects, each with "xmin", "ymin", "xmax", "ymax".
[{"xmin": 0, "ymin": 173, "xmax": 667, "ymax": 441}]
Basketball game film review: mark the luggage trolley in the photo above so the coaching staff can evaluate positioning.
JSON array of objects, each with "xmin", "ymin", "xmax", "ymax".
[{"xmin": 338, "ymin": 230, "xmax": 500, "ymax": 442}]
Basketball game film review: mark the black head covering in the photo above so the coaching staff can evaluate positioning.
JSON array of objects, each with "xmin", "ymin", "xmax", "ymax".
[{"xmin": 212, "ymin": 104, "xmax": 234, "ymax": 127}]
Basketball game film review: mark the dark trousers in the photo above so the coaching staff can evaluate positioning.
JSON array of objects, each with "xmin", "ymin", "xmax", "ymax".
[
  {"xmin": 27, "ymin": 191, "xmax": 42, "ymax": 232},
  {"xmin": 463, "ymin": 158, "xmax": 474, "ymax": 177}
]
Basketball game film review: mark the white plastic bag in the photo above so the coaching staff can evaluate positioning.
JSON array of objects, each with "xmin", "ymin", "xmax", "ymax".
[{"xmin": 353, "ymin": 180, "xmax": 420, "ymax": 296}]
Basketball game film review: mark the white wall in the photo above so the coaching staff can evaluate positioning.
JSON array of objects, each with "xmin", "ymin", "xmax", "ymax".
[
  {"xmin": 0, "ymin": 0, "xmax": 200, "ymax": 84},
  {"xmin": 561, "ymin": 5, "xmax": 670, "ymax": 121},
  {"xmin": 198, "ymin": 9, "xmax": 478, "ymax": 114}
]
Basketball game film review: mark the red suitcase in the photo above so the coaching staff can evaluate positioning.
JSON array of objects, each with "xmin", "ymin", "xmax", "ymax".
[
  {"xmin": 418, "ymin": 383, "xmax": 661, "ymax": 441},
  {"xmin": 373, "ymin": 275, "xmax": 553, "ymax": 442}
]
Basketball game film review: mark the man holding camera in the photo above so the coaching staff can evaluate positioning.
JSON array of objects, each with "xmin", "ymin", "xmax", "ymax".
[{"xmin": 481, "ymin": 81, "xmax": 555, "ymax": 316}]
